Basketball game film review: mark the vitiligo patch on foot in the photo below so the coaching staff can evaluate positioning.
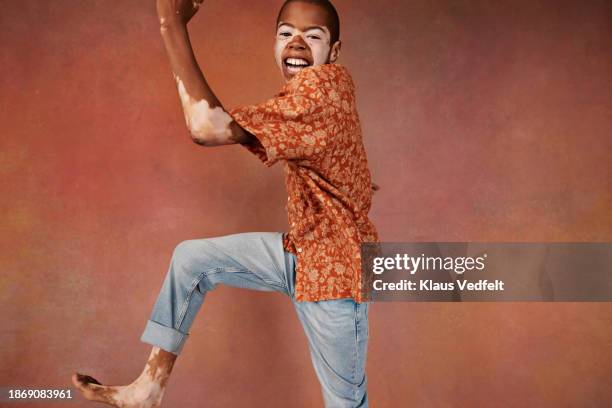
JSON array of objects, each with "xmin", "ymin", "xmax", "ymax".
[
  {"xmin": 72, "ymin": 347, "xmax": 174, "ymax": 407},
  {"xmin": 174, "ymin": 74, "xmax": 233, "ymax": 145}
]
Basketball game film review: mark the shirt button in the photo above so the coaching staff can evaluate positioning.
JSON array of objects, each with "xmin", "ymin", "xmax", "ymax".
[{"xmin": 297, "ymin": 247, "xmax": 303, "ymax": 253}]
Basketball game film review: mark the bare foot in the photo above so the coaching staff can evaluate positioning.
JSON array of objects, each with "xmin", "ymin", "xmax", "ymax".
[
  {"xmin": 71, "ymin": 347, "xmax": 175, "ymax": 408},
  {"xmin": 71, "ymin": 372, "xmax": 164, "ymax": 408}
]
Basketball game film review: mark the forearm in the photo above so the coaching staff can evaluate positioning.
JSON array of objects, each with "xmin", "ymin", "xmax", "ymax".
[
  {"xmin": 161, "ymin": 22, "xmax": 213, "ymax": 100},
  {"xmin": 160, "ymin": 20, "xmax": 249, "ymax": 146}
]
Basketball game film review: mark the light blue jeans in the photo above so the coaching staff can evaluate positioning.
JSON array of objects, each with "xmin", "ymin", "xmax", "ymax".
[{"xmin": 140, "ymin": 231, "xmax": 370, "ymax": 407}]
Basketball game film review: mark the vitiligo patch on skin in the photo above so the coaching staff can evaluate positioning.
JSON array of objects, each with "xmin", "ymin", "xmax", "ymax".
[
  {"xmin": 275, "ymin": 24, "xmax": 333, "ymax": 78},
  {"xmin": 174, "ymin": 74, "xmax": 233, "ymax": 145},
  {"xmin": 73, "ymin": 347, "xmax": 175, "ymax": 407},
  {"xmin": 109, "ymin": 346, "xmax": 174, "ymax": 407}
]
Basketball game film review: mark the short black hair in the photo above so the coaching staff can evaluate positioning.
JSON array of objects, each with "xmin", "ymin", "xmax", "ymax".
[{"xmin": 276, "ymin": 0, "xmax": 340, "ymax": 44}]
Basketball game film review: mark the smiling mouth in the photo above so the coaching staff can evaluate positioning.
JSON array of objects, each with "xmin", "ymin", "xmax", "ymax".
[{"xmin": 284, "ymin": 57, "xmax": 311, "ymax": 75}]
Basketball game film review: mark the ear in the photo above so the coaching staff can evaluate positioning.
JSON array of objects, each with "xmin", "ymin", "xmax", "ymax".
[{"xmin": 328, "ymin": 40, "xmax": 342, "ymax": 63}]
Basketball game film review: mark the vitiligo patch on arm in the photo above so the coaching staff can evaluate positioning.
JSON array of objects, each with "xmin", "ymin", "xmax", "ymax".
[{"xmin": 174, "ymin": 74, "xmax": 233, "ymax": 145}]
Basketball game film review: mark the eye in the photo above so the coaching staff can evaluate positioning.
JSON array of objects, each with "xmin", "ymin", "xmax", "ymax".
[
  {"xmin": 307, "ymin": 35, "xmax": 321, "ymax": 40},
  {"xmin": 278, "ymin": 31, "xmax": 292, "ymax": 38}
]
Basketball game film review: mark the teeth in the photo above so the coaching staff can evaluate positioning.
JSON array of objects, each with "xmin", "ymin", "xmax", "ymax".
[{"xmin": 286, "ymin": 58, "xmax": 309, "ymax": 66}]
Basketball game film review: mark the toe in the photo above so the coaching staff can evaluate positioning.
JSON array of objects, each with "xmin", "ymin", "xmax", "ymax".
[
  {"xmin": 72, "ymin": 373, "xmax": 120, "ymax": 405},
  {"xmin": 77, "ymin": 373, "xmax": 103, "ymax": 386},
  {"xmin": 72, "ymin": 373, "xmax": 105, "ymax": 395},
  {"xmin": 71, "ymin": 373, "xmax": 84, "ymax": 389}
]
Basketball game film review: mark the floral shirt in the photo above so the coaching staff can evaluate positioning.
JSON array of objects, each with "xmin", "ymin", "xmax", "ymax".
[{"xmin": 229, "ymin": 63, "xmax": 378, "ymax": 303}]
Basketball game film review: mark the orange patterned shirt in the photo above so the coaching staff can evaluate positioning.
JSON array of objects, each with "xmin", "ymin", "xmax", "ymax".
[{"xmin": 229, "ymin": 63, "xmax": 379, "ymax": 303}]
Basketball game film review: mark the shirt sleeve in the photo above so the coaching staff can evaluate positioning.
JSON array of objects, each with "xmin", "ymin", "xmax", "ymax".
[{"xmin": 228, "ymin": 70, "xmax": 328, "ymax": 167}]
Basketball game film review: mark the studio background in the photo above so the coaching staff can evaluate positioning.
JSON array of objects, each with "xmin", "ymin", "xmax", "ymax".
[{"xmin": 1, "ymin": 0, "xmax": 611, "ymax": 406}]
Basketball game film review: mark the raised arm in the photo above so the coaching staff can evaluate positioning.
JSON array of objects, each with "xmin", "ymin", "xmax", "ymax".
[{"xmin": 156, "ymin": 0, "xmax": 253, "ymax": 146}]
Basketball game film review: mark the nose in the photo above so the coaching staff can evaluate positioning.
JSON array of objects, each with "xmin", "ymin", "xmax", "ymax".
[{"xmin": 287, "ymin": 34, "xmax": 308, "ymax": 50}]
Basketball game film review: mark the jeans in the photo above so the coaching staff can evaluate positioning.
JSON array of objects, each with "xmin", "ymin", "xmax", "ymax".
[{"xmin": 140, "ymin": 231, "xmax": 370, "ymax": 408}]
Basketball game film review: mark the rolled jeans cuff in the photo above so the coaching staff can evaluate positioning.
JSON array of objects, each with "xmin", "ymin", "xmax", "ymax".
[{"xmin": 140, "ymin": 319, "xmax": 189, "ymax": 355}]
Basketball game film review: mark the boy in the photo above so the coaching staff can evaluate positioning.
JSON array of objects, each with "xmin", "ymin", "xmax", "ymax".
[{"xmin": 72, "ymin": 0, "xmax": 378, "ymax": 406}]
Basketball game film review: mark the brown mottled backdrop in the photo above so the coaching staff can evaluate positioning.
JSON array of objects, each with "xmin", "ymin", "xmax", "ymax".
[{"xmin": 1, "ymin": 0, "xmax": 611, "ymax": 407}]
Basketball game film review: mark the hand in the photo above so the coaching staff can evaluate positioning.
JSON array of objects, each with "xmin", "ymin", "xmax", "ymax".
[{"xmin": 157, "ymin": 0, "xmax": 204, "ymax": 27}]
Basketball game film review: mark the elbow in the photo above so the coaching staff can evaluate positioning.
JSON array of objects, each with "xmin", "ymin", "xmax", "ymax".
[
  {"xmin": 190, "ymin": 132, "xmax": 215, "ymax": 147},
  {"xmin": 184, "ymin": 115, "xmax": 234, "ymax": 147},
  {"xmin": 186, "ymin": 125, "xmax": 220, "ymax": 147}
]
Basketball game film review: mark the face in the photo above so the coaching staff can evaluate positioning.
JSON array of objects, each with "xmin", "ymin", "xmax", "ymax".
[{"xmin": 275, "ymin": 2, "xmax": 341, "ymax": 81}]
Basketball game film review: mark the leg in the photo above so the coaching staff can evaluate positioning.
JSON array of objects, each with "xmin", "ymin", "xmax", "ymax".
[
  {"xmin": 140, "ymin": 231, "xmax": 293, "ymax": 354},
  {"xmin": 73, "ymin": 231, "xmax": 293, "ymax": 407},
  {"xmin": 293, "ymin": 297, "xmax": 371, "ymax": 408}
]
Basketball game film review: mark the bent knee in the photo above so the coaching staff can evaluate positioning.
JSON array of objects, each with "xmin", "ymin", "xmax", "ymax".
[{"xmin": 171, "ymin": 239, "xmax": 215, "ymax": 273}]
